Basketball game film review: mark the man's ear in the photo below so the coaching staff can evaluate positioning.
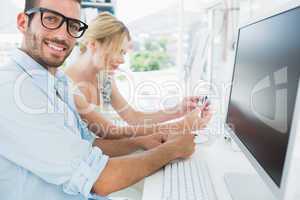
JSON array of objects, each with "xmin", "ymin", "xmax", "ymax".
[{"xmin": 17, "ymin": 13, "xmax": 29, "ymax": 34}]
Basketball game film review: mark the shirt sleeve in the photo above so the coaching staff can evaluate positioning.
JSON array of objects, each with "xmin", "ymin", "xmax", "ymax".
[
  {"xmin": 0, "ymin": 78, "xmax": 109, "ymax": 198},
  {"xmin": 78, "ymin": 119, "xmax": 98, "ymax": 144},
  {"xmin": 68, "ymin": 80, "xmax": 98, "ymax": 144}
]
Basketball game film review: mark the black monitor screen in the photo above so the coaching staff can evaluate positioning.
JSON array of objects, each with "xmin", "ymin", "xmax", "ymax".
[{"xmin": 226, "ymin": 6, "xmax": 300, "ymax": 187}]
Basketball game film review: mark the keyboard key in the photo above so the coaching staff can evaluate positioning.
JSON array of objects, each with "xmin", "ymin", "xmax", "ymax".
[
  {"xmin": 178, "ymin": 161, "xmax": 186, "ymax": 200},
  {"xmin": 183, "ymin": 159, "xmax": 196, "ymax": 200},
  {"xmin": 163, "ymin": 164, "xmax": 171, "ymax": 199},
  {"xmin": 162, "ymin": 158, "xmax": 214, "ymax": 200},
  {"xmin": 190, "ymin": 158, "xmax": 204, "ymax": 199},
  {"xmin": 171, "ymin": 162, "xmax": 179, "ymax": 200}
]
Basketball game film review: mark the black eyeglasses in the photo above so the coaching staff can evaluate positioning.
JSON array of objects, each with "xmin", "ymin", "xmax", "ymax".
[{"xmin": 25, "ymin": 7, "xmax": 88, "ymax": 38}]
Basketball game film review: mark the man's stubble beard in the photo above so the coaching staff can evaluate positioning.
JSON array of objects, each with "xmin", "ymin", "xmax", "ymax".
[{"xmin": 24, "ymin": 28, "xmax": 74, "ymax": 69}]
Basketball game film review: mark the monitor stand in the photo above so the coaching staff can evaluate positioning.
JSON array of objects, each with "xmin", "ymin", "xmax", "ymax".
[{"xmin": 224, "ymin": 173, "xmax": 277, "ymax": 200}]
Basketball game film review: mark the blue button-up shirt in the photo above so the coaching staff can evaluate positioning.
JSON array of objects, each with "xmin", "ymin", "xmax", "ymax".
[{"xmin": 0, "ymin": 49, "xmax": 109, "ymax": 200}]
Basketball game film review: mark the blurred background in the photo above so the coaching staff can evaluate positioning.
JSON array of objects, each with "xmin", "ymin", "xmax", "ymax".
[{"xmin": 0, "ymin": 0, "xmax": 289, "ymax": 123}]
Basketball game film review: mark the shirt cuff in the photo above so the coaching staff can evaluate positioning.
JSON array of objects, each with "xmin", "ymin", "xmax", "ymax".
[
  {"xmin": 63, "ymin": 146, "xmax": 109, "ymax": 198},
  {"xmin": 88, "ymin": 193, "xmax": 111, "ymax": 200},
  {"xmin": 80, "ymin": 120, "xmax": 97, "ymax": 144}
]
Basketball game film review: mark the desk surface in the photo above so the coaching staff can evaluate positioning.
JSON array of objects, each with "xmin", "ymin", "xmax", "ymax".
[{"xmin": 142, "ymin": 135, "xmax": 258, "ymax": 200}]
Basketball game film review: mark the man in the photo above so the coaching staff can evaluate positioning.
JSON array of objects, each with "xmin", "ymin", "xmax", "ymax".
[{"xmin": 0, "ymin": 0, "xmax": 212, "ymax": 199}]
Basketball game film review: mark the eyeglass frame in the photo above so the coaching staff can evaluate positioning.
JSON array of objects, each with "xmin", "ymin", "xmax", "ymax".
[{"xmin": 25, "ymin": 7, "xmax": 88, "ymax": 38}]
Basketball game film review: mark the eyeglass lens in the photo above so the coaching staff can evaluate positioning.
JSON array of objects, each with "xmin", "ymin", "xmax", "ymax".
[{"xmin": 41, "ymin": 10, "xmax": 83, "ymax": 38}]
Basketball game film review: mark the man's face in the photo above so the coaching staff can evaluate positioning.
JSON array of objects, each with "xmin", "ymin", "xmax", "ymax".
[{"xmin": 22, "ymin": 0, "xmax": 80, "ymax": 68}]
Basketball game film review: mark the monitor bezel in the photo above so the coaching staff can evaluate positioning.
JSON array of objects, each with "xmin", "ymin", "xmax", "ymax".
[{"xmin": 225, "ymin": 1, "xmax": 300, "ymax": 199}]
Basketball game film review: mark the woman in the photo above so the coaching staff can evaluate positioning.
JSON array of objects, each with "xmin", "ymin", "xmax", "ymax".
[{"xmin": 65, "ymin": 12, "xmax": 211, "ymax": 139}]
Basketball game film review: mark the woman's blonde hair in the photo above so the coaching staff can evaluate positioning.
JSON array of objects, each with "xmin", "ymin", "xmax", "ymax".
[{"xmin": 80, "ymin": 12, "xmax": 130, "ymax": 55}]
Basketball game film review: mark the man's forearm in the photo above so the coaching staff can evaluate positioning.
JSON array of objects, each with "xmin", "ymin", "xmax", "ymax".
[{"xmin": 92, "ymin": 143, "xmax": 176, "ymax": 196}]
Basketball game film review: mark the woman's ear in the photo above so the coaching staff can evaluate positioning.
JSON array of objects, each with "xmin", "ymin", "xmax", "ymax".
[{"xmin": 87, "ymin": 40, "xmax": 98, "ymax": 53}]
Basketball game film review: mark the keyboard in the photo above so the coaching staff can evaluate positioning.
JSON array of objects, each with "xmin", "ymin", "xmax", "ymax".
[{"xmin": 162, "ymin": 157, "xmax": 216, "ymax": 200}]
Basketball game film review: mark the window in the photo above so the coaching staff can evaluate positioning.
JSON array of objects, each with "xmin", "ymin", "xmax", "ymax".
[{"xmin": 116, "ymin": 0, "xmax": 183, "ymax": 111}]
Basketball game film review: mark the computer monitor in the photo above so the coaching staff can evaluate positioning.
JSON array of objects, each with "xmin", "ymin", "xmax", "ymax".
[{"xmin": 225, "ymin": 2, "xmax": 300, "ymax": 200}]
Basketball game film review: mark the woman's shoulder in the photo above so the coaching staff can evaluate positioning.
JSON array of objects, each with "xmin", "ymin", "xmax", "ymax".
[{"xmin": 64, "ymin": 67, "xmax": 77, "ymax": 82}]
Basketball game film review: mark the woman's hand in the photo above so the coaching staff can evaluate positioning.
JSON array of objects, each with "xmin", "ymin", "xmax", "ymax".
[
  {"xmin": 175, "ymin": 96, "xmax": 202, "ymax": 116},
  {"xmin": 181, "ymin": 102, "xmax": 212, "ymax": 131}
]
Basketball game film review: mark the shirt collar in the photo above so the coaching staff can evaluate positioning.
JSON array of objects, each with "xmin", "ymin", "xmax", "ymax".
[
  {"xmin": 10, "ymin": 48, "xmax": 49, "ymax": 78},
  {"xmin": 10, "ymin": 48, "xmax": 69, "ymax": 104}
]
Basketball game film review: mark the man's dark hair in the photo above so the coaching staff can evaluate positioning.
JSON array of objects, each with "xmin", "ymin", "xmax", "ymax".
[{"xmin": 24, "ymin": 0, "xmax": 82, "ymax": 12}]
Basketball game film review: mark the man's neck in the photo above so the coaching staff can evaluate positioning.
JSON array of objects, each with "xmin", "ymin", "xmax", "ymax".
[
  {"xmin": 19, "ymin": 47, "xmax": 58, "ymax": 76},
  {"xmin": 48, "ymin": 67, "xmax": 58, "ymax": 76}
]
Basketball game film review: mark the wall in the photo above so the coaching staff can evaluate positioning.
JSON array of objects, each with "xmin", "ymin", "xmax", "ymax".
[
  {"xmin": 186, "ymin": 0, "xmax": 293, "ymax": 92},
  {"xmin": 185, "ymin": 0, "xmax": 295, "ymax": 134}
]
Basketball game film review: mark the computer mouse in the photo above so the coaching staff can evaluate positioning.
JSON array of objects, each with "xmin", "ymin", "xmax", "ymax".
[{"xmin": 194, "ymin": 134, "xmax": 209, "ymax": 144}]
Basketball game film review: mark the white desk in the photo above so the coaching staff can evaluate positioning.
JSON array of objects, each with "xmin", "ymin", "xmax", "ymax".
[{"xmin": 142, "ymin": 135, "xmax": 260, "ymax": 200}]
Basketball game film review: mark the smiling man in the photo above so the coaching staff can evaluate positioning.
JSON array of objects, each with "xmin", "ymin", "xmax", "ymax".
[
  {"xmin": 21, "ymin": 0, "xmax": 83, "ymax": 74},
  {"xmin": 0, "ymin": 0, "xmax": 211, "ymax": 200}
]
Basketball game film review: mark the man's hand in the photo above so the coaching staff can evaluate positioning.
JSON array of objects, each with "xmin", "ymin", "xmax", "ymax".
[
  {"xmin": 92, "ymin": 131, "xmax": 195, "ymax": 196},
  {"xmin": 165, "ymin": 132, "xmax": 196, "ymax": 159},
  {"xmin": 181, "ymin": 102, "xmax": 212, "ymax": 131},
  {"xmin": 135, "ymin": 134, "xmax": 167, "ymax": 150}
]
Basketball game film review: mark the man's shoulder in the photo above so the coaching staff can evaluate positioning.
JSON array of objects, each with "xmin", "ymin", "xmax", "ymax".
[
  {"xmin": 0, "ymin": 56, "xmax": 43, "ymax": 98},
  {"xmin": 0, "ymin": 56, "xmax": 50, "ymax": 111},
  {"xmin": 0, "ymin": 56, "xmax": 23, "ymax": 84}
]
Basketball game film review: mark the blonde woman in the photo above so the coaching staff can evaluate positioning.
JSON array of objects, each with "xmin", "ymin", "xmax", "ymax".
[{"xmin": 65, "ymin": 12, "xmax": 211, "ymax": 141}]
